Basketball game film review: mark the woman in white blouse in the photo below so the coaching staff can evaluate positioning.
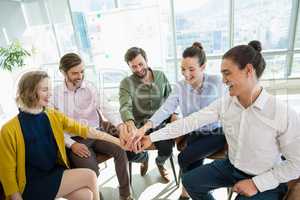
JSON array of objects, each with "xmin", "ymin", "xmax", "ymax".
[
  {"xmin": 138, "ymin": 42, "xmax": 226, "ymax": 200},
  {"xmin": 137, "ymin": 41, "xmax": 300, "ymax": 200}
]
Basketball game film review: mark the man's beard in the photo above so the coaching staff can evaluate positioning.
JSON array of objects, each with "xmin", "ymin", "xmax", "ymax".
[
  {"xmin": 67, "ymin": 75, "xmax": 84, "ymax": 89},
  {"xmin": 134, "ymin": 68, "xmax": 147, "ymax": 79}
]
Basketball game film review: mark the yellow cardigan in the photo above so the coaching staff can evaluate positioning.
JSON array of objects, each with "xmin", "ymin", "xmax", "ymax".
[{"xmin": 0, "ymin": 108, "xmax": 89, "ymax": 199}]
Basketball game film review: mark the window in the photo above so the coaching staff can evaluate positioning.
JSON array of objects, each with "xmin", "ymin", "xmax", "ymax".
[
  {"xmin": 295, "ymin": 11, "xmax": 300, "ymax": 49},
  {"xmin": 234, "ymin": 0, "xmax": 293, "ymax": 50},
  {"xmin": 262, "ymin": 54, "xmax": 286, "ymax": 79},
  {"xmin": 47, "ymin": 0, "xmax": 78, "ymax": 55},
  {"xmin": 206, "ymin": 59, "xmax": 222, "ymax": 75},
  {"xmin": 174, "ymin": 0, "xmax": 230, "ymax": 56},
  {"xmin": 118, "ymin": 0, "xmax": 157, "ymax": 8},
  {"xmin": 70, "ymin": 0, "xmax": 115, "ymax": 12},
  {"xmin": 69, "ymin": 0, "xmax": 174, "ymax": 81},
  {"xmin": 290, "ymin": 54, "xmax": 300, "ymax": 78}
]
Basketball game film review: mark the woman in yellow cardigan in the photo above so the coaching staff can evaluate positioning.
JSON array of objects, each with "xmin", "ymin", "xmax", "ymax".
[{"xmin": 0, "ymin": 71, "xmax": 122, "ymax": 200}]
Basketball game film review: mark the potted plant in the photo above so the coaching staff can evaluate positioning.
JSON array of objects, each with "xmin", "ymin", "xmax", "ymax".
[{"xmin": 0, "ymin": 41, "xmax": 31, "ymax": 71}]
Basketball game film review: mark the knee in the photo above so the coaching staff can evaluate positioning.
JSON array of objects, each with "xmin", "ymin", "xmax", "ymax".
[
  {"xmin": 83, "ymin": 168, "xmax": 98, "ymax": 185},
  {"xmin": 182, "ymin": 172, "xmax": 194, "ymax": 191},
  {"xmin": 157, "ymin": 141, "xmax": 173, "ymax": 156},
  {"xmin": 177, "ymin": 153, "xmax": 186, "ymax": 169},
  {"xmin": 112, "ymin": 146, "xmax": 127, "ymax": 159},
  {"xmin": 235, "ymin": 195, "xmax": 250, "ymax": 200},
  {"xmin": 81, "ymin": 188, "xmax": 93, "ymax": 200}
]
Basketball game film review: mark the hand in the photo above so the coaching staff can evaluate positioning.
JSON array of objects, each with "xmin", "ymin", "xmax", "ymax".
[
  {"xmin": 119, "ymin": 123, "xmax": 134, "ymax": 150},
  {"xmin": 233, "ymin": 179, "xmax": 258, "ymax": 197},
  {"xmin": 119, "ymin": 123, "xmax": 130, "ymax": 146},
  {"xmin": 10, "ymin": 192, "xmax": 23, "ymax": 200},
  {"xmin": 131, "ymin": 133, "xmax": 144, "ymax": 152},
  {"xmin": 124, "ymin": 121, "xmax": 139, "ymax": 150},
  {"xmin": 133, "ymin": 135, "xmax": 152, "ymax": 153},
  {"xmin": 70, "ymin": 142, "xmax": 91, "ymax": 158}
]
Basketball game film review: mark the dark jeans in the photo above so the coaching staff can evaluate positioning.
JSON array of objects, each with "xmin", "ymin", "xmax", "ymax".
[
  {"xmin": 182, "ymin": 159, "xmax": 287, "ymax": 200},
  {"xmin": 67, "ymin": 137, "xmax": 130, "ymax": 197},
  {"xmin": 127, "ymin": 117, "xmax": 175, "ymax": 166},
  {"xmin": 178, "ymin": 128, "xmax": 226, "ymax": 173}
]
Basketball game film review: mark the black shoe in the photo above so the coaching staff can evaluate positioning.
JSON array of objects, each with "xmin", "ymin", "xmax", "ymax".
[
  {"xmin": 140, "ymin": 158, "xmax": 149, "ymax": 176},
  {"xmin": 178, "ymin": 195, "xmax": 190, "ymax": 200}
]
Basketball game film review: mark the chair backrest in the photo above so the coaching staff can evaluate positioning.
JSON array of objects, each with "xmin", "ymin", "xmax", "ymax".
[
  {"xmin": 96, "ymin": 109, "xmax": 119, "ymax": 137},
  {"xmin": 0, "ymin": 182, "xmax": 4, "ymax": 200},
  {"xmin": 94, "ymin": 109, "xmax": 116, "ymax": 164},
  {"xmin": 283, "ymin": 178, "xmax": 300, "ymax": 200}
]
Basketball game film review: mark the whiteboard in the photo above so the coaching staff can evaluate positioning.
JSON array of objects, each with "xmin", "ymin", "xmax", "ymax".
[{"xmin": 86, "ymin": 5, "xmax": 165, "ymax": 68}]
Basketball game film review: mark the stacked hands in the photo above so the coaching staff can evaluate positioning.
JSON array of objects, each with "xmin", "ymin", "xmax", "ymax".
[
  {"xmin": 117, "ymin": 122, "xmax": 259, "ymax": 198},
  {"xmin": 118, "ymin": 122, "xmax": 152, "ymax": 153}
]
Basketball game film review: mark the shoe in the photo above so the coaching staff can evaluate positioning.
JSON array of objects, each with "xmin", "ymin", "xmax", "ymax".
[
  {"xmin": 178, "ymin": 195, "xmax": 190, "ymax": 200},
  {"xmin": 156, "ymin": 163, "xmax": 170, "ymax": 182},
  {"xmin": 179, "ymin": 186, "xmax": 190, "ymax": 200},
  {"xmin": 140, "ymin": 158, "xmax": 149, "ymax": 176},
  {"xmin": 120, "ymin": 195, "xmax": 134, "ymax": 200}
]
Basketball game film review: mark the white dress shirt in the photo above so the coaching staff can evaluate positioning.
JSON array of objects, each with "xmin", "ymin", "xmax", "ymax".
[
  {"xmin": 51, "ymin": 81, "xmax": 122, "ymax": 148},
  {"xmin": 150, "ymin": 88, "xmax": 300, "ymax": 192}
]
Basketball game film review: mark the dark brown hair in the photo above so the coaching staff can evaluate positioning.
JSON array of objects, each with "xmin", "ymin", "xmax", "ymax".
[
  {"xmin": 16, "ymin": 71, "xmax": 49, "ymax": 108},
  {"xmin": 222, "ymin": 40, "xmax": 266, "ymax": 79},
  {"xmin": 59, "ymin": 53, "xmax": 82, "ymax": 73},
  {"xmin": 124, "ymin": 47, "xmax": 147, "ymax": 64},
  {"xmin": 182, "ymin": 42, "xmax": 207, "ymax": 66}
]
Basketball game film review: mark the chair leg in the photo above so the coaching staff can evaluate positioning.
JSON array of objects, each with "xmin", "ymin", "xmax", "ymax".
[
  {"xmin": 178, "ymin": 168, "xmax": 182, "ymax": 186},
  {"xmin": 129, "ymin": 162, "xmax": 132, "ymax": 186},
  {"xmin": 169, "ymin": 154, "xmax": 178, "ymax": 186},
  {"xmin": 227, "ymin": 187, "xmax": 233, "ymax": 200}
]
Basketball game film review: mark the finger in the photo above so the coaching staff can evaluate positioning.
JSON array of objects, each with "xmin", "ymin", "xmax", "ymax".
[
  {"xmin": 137, "ymin": 141, "xmax": 142, "ymax": 152},
  {"xmin": 80, "ymin": 147, "xmax": 91, "ymax": 157},
  {"xmin": 127, "ymin": 136, "xmax": 134, "ymax": 147},
  {"xmin": 232, "ymin": 185, "xmax": 238, "ymax": 193},
  {"xmin": 120, "ymin": 138, "xmax": 126, "ymax": 147},
  {"xmin": 75, "ymin": 150, "xmax": 86, "ymax": 158}
]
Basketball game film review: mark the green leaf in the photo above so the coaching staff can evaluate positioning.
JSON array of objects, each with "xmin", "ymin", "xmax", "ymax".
[{"xmin": 0, "ymin": 40, "xmax": 31, "ymax": 71}]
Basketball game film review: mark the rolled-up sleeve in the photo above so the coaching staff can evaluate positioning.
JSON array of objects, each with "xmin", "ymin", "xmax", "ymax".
[
  {"xmin": 119, "ymin": 79, "xmax": 135, "ymax": 122},
  {"xmin": 150, "ymin": 98, "xmax": 221, "ymax": 142},
  {"xmin": 150, "ymin": 83, "xmax": 180, "ymax": 127}
]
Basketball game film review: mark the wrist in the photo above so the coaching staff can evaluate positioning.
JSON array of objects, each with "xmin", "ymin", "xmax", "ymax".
[
  {"xmin": 126, "ymin": 120, "xmax": 137, "ymax": 131},
  {"xmin": 146, "ymin": 120, "xmax": 153, "ymax": 129}
]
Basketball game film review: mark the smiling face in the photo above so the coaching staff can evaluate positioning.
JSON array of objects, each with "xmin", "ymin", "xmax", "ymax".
[
  {"xmin": 181, "ymin": 57, "xmax": 205, "ymax": 86},
  {"xmin": 36, "ymin": 77, "xmax": 52, "ymax": 108},
  {"xmin": 128, "ymin": 54, "xmax": 148, "ymax": 78},
  {"xmin": 221, "ymin": 58, "xmax": 254, "ymax": 97},
  {"xmin": 64, "ymin": 62, "xmax": 84, "ymax": 89}
]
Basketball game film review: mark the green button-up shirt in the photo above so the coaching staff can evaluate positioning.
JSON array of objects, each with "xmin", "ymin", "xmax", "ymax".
[{"xmin": 119, "ymin": 69, "xmax": 171, "ymax": 128}]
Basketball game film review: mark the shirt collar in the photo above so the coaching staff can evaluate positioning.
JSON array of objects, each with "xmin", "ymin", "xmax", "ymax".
[
  {"xmin": 252, "ymin": 88, "xmax": 269, "ymax": 110},
  {"xmin": 187, "ymin": 73, "xmax": 207, "ymax": 94},
  {"xmin": 63, "ymin": 80, "xmax": 87, "ymax": 93},
  {"xmin": 232, "ymin": 87, "xmax": 268, "ymax": 110},
  {"xmin": 132, "ymin": 67, "xmax": 154, "ymax": 83}
]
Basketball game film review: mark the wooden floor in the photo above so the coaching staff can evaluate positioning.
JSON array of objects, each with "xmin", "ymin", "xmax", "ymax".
[{"xmin": 98, "ymin": 150, "xmax": 233, "ymax": 200}]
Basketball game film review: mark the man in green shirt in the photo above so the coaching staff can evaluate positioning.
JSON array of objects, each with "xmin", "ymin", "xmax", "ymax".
[{"xmin": 119, "ymin": 47, "xmax": 175, "ymax": 182}]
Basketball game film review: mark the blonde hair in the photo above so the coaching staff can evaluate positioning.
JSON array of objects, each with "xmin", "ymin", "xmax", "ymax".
[{"xmin": 16, "ymin": 71, "xmax": 49, "ymax": 108}]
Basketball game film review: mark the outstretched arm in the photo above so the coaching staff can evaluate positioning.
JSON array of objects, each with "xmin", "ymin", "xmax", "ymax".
[{"xmin": 87, "ymin": 127, "xmax": 120, "ymax": 146}]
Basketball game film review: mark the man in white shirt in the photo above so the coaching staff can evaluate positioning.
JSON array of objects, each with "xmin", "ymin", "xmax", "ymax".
[
  {"xmin": 137, "ymin": 41, "xmax": 300, "ymax": 199},
  {"xmin": 52, "ymin": 53, "xmax": 132, "ymax": 200}
]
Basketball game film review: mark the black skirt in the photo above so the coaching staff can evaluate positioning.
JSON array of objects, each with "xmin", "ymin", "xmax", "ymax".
[{"xmin": 22, "ymin": 165, "xmax": 65, "ymax": 200}]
